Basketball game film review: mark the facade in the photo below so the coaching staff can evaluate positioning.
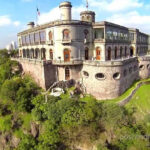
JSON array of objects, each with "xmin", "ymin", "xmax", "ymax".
[{"xmin": 17, "ymin": 1, "xmax": 150, "ymax": 100}]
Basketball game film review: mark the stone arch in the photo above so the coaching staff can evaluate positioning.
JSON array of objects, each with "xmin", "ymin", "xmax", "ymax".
[
  {"xmin": 85, "ymin": 47, "xmax": 89, "ymax": 60},
  {"xmin": 120, "ymin": 46, "xmax": 123, "ymax": 58},
  {"xmin": 114, "ymin": 47, "xmax": 117, "ymax": 59},
  {"xmin": 96, "ymin": 47, "xmax": 101, "ymax": 60},
  {"xmin": 107, "ymin": 47, "xmax": 111, "ymax": 60},
  {"xmin": 130, "ymin": 46, "xmax": 134, "ymax": 57},
  {"xmin": 30, "ymin": 48, "xmax": 34, "ymax": 59},
  {"xmin": 26, "ymin": 49, "xmax": 29, "ymax": 58},
  {"xmin": 23, "ymin": 49, "xmax": 26, "ymax": 58},
  {"xmin": 41, "ymin": 48, "xmax": 46, "ymax": 60}
]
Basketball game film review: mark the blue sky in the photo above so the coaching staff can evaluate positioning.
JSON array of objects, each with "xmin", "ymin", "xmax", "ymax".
[{"xmin": 0, "ymin": 0, "xmax": 150, "ymax": 48}]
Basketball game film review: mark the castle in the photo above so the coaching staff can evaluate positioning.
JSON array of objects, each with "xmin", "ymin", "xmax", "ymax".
[{"xmin": 17, "ymin": 1, "xmax": 150, "ymax": 100}]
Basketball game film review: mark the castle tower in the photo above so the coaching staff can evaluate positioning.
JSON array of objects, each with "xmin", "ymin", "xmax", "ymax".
[
  {"xmin": 27, "ymin": 22, "xmax": 35, "ymax": 29},
  {"xmin": 80, "ymin": 11, "xmax": 95, "ymax": 23},
  {"xmin": 59, "ymin": 1, "xmax": 72, "ymax": 21}
]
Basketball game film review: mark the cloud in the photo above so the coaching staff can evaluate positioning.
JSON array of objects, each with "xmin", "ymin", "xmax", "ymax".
[
  {"xmin": 107, "ymin": 11, "xmax": 150, "ymax": 33},
  {"xmin": 38, "ymin": 5, "xmax": 85, "ymax": 25},
  {"xmin": 0, "ymin": 16, "xmax": 11, "ymax": 26},
  {"xmin": 0, "ymin": 15, "xmax": 21, "ymax": 27},
  {"xmin": 13, "ymin": 21, "xmax": 21, "ymax": 26},
  {"xmin": 87, "ymin": 0, "xmax": 143, "ymax": 12}
]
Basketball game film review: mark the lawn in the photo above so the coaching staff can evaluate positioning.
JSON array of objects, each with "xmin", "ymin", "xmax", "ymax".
[{"xmin": 126, "ymin": 84, "xmax": 150, "ymax": 121}]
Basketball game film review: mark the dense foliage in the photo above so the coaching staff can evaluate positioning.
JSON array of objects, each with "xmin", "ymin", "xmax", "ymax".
[{"xmin": 0, "ymin": 49, "xmax": 149, "ymax": 150}]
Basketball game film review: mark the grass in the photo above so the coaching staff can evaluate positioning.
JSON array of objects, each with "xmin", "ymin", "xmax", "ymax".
[{"xmin": 126, "ymin": 84, "xmax": 150, "ymax": 121}]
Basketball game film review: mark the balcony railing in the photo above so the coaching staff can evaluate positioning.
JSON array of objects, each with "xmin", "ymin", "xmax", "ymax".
[
  {"xmin": 62, "ymin": 39, "xmax": 72, "ymax": 44},
  {"xmin": 52, "ymin": 60, "xmax": 83, "ymax": 65}
]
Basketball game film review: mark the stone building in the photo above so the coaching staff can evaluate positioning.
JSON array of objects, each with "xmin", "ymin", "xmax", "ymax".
[{"xmin": 17, "ymin": 1, "xmax": 150, "ymax": 100}]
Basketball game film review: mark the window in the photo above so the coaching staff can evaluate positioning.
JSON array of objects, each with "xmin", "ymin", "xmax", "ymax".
[
  {"xmin": 107, "ymin": 47, "xmax": 111, "ymax": 60},
  {"xmin": 35, "ymin": 32, "xmax": 40, "ymax": 43},
  {"xmin": 95, "ymin": 73, "xmax": 105, "ymax": 80},
  {"xmin": 65, "ymin": 67, "xmax": 70, "ymax": 80},
  {"xmin": 113, "ymin": 72, "xmax": 120, "ymax": 80},
  {"xmin": 41, "ymin": 48, "xmax": 46, "ymax": 60},
  {"xmin": 130, "ymin": 47, "xmax": 134, "ymax": 57},
  {"xmin": 21, "ymin": 36, "xmax": 26, "ymax": 46},
  {"xmin": 85, "ymin": 47, "xmax": 89, "ymax": 60},
  {"xmin": 63, "ymin": 29, "xmax": 70, "ymax": 40},
  {"xmin": 30, "ymin": 34, "xmax": 34, "ymax": 45},
  {"xmin": 25, "ymin": 35, "xmax": 30, "ymax": 45},
  {"xmin": 83, "ymin": 71, "xmax": 89, "ymax": 78},
  {"xmin": 115, "ymin": 47, "xmax": 117, "ymax": 59},
  {"xmin": 49, "ymin": 49, "xmax": 53, "ymax": 60},
  {"xmin": 96, "ymin": 47, "xmax": 101, "ymax": 60},
  {"xmin": 120, "ymin": 47, "xmax": 123, "ymax": 58},
  {"xmin": 40, "ymin": 31, "xmax": 46, "ymax": 43},
  {"xmin": 84, "ymin": 29, "xmax": 89, "ymax": 38},
  {"xmin": 139, "ymin": 65, "xmax": 144, "ymax": 70},
  {"xmin": 64, "ymin": 49, "xmax": 70, "ymax": 62},
  {"xmin": 49, "ymin": 31, "xmax": 53, "ymax": 40}
]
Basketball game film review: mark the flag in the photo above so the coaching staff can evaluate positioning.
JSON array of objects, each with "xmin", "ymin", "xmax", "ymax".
[
  {"xmin": 86, "ymin": 0, "xmax": 88, "ymax": 9},
  {"xmin": 37, "ymin": 8, "xmax": 40, "ymax": 16}
]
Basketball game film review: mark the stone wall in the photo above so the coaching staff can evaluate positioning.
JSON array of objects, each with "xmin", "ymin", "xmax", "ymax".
[
  {"xmin": 16, "ymin": 58, "xmax": 56, "ymax": 89},
  {"xmin": 81, "ymin": 58, "xmax": 139, "ymax": 100},
  {"xmin": 138, "ymin": 56, "xmax": 150, "ymax": 79}
]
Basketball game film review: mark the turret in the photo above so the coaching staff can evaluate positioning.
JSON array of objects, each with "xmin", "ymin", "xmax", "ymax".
[
  {"xmin": 80, "ymin": 11, "xmax": 95, "ymax": 23},
  {"xmin": 59, "ymin": 1, "xmax": 72, "ymax": 21}
]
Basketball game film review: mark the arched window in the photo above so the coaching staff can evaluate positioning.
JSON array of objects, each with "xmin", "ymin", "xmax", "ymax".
[
  {"xmin": 84, "ymin": 29, "xmax": 89, "ymax": 39},
  {"xmin": 35, "ymin": 49, "xmax": 38, "ymax": 58},
  {"xmin": 130, "ymin": 46, "xmax": 134, "ymax": 57},
  {"xmin": 41, "ymin": 48, "xmax": 46, "ymax": 60},
  {"xmin": 120, "ymin": 47, "xmax": 123, "ymax": 58},
  {"xmin": 85, "ymin": 47, "xmax": 89, "ymax": 60},
  {"xmin": 96, "ymin": 47, "xmax": 101, "ymax": 60},
  {"xmin": 49, "ymin": 49, "xmax": 53, "ymax": 60},
  {"xmin": 63, "ymin": 29, "xmax": 70, "ymax": 40},
  {"xmin": 49, "ymin": 31, "xmax": 53, "ymax": 40},
  {"xmin": 65, "ymin": 67, "xmax": 70, "ymax": 80},
  {"xmin": 115, "ymin": 47, "xmax": 117, "ymax": 59},
  {"xmin": 64, "ymin": 49, "xmax": 70, "ymax": 62},
  {"xmin": 107, "ymin": 47, "xmax": 111, "ymax": 60}
]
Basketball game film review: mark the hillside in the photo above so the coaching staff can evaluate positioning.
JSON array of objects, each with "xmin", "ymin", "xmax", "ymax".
[{"xmin": 0, "ymin": 50, "xmax": 150, "ymax": 150}]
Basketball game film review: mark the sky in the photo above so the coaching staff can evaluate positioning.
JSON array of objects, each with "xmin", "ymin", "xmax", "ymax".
[{"xmin": 0, "ymin": 0, "xmax": 150, "ymax": 48}]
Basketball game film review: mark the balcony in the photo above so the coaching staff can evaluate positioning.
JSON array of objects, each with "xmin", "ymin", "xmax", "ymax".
[
  {"xmin": 62, "ymin": 39, "xmax": 72, "ymax": 44},
  {"xmin": 94, "ymin": 38, "xmax": 105, "ymax": 43},
  {"xmin": 52, "ymin": 60, "xmax": 83, "ymax": 65},
  {"xmin": 47, "ymin": 40, "xmax": 54, "ymax": 45}
]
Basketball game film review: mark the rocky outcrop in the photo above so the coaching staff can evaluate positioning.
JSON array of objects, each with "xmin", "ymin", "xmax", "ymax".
[{"xmin": 31, "ymin": 122, "xmax": 39, "ymax": 138}]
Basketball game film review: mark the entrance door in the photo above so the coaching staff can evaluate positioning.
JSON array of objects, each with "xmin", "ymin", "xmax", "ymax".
[
  {"xmin": 85, "ymin": 48, "xmax": 89, "ymax": 60},
  {"xmin": 64, "ymin": 49, "xmax": 70, "ymax": 62},
  {"xmin": 65, "ymin": 67, "xmax": 70, "ymax": 80},
  {"xmin": 96, "ymin": 47, "xmax": 101, "ymax": 60},
  {"xmin": 130, "ymin": 47, "xmax": 134, "ymax": 57}
]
